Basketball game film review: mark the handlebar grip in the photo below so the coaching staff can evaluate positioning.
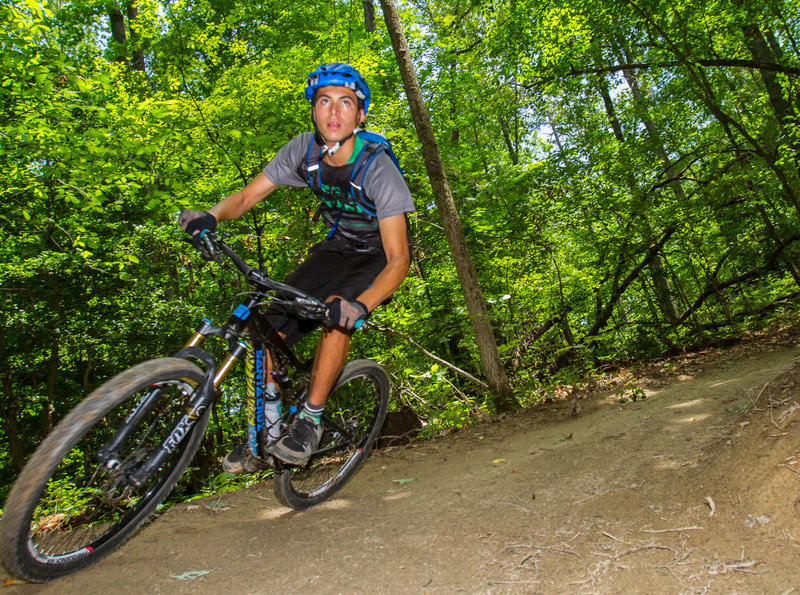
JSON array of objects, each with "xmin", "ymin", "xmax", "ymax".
[
  {"xmin": 354, "ymin": 319, "xmax": 365, "ymax": 330},
  {"xmin": 188, "ymin": 229, "xmax": 219, "ymax": 262}
]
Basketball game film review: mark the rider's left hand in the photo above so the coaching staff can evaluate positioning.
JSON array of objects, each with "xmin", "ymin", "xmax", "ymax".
[{"xmin": 326, "ymin": 298, "xmax": 369, "ymax": 330}]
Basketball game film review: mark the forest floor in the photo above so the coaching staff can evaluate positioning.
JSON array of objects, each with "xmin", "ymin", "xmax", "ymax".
[{"xmin": 4, "ymin": 325, "xmax": 800, "ymax": 594}]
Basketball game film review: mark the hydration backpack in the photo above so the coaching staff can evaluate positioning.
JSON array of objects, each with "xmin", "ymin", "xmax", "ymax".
[{"xmin": 305, "ymin": 129, "xmax": 406, "ymax": 218}]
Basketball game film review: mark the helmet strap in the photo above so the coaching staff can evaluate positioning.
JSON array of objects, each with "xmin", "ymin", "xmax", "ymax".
[{"xmin": 321, "ymin": 128, "xmax": 358, "ymax": 156}]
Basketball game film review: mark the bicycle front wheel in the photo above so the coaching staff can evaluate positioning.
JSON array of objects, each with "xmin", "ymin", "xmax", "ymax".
[
  {"xmin": 273, "ymin": 359, "xmax": 390, "ymax": 509},
  {"xmin": 0, "ymin": 358, "xmax": 208, "ymax": 583}
]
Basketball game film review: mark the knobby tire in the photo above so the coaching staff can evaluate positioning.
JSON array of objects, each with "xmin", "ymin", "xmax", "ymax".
[
  {"xmin": 0, "ymin": 358, "xmax": 208, "ymax": 583},
  {"xmin": 273, "ymin": 359, "xmax": 390, "ymax": 509}
]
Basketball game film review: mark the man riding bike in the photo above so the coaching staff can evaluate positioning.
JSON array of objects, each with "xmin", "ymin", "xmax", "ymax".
[{"xmin": 179, "ymin": 63, "xmax": 415, "ymax": 471}]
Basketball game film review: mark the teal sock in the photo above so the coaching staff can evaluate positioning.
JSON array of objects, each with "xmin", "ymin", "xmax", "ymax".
[{"xmin": 299, "ymin": 403, "xmax": 323, "ymax": 424}]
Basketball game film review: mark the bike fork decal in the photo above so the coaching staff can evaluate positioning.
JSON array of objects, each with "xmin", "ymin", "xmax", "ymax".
[
  {"xmin": 245, "ymin": 345, "xmax": 264, "ymax": 455},
  {"xmin": 124, "ymin": 386, "xmax": 161, "ymax": 425},
  {"xmin": 163, "ymin": 404, "xmax": 207, "ymax": 453}
]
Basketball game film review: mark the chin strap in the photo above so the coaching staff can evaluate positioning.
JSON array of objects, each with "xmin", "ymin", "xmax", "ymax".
[{"xmin": 317, "ymin": 128, "xmax": 358, "ymax": 156}]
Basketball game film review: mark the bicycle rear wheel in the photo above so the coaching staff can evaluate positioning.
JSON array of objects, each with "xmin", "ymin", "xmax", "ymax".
[
  {"xmin": 0, "ymin": 358, "xmax": 208, "ymax": 582},
  {"xmin": 273, "ymin": 359, "xmax": 389, "ymax": 509}
]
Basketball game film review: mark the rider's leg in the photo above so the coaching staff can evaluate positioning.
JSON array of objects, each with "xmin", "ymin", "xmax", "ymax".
[
  {"xmin": 259, "ymin": 241, "xmax": 387, "ymax": 465},
  {"xmin": 263, "ymin": 326, "xmax": 350, "ymax": 408},
  {"xmin": 270, "ymin": 322, "xmax": 352, "ymax": 465},
  {"xmin": 307, "ymin": 321, "xmax": 351, "ymax": 406}
]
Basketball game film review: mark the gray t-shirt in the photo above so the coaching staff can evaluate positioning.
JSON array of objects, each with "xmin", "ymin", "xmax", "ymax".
[{"xmin": 263, "ymin": 132, "xmax": 415, "ymax": 244}]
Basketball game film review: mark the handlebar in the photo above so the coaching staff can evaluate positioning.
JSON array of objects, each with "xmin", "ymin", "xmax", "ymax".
[{"xmin": 194, "ymin": 231, "xmax": 329, "ymax": 322}]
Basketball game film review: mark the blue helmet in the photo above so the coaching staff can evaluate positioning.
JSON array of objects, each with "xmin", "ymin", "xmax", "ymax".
[{"xmin": 305, "ymin": 63, "xmax": 371, "ymax": 114}]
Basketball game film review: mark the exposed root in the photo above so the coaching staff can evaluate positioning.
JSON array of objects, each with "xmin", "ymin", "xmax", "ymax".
[{"xmin": 642, "ymin": 526, "xmax": 702, "ymax": 533}]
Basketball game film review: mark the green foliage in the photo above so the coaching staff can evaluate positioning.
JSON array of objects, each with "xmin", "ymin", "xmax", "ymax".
[
  {"xmin": 3, "ymin": 0, "xmax": 800, "ymax": 507},
  {"xmin": 617, "ymin": 383, "xmax": 647, "ymax": 404},
  {"xmin": 21, "ymin": 478, "xmax": 100, "ymax": 527}
]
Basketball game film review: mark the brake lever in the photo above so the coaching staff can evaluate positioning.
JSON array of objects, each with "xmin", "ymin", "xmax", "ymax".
[{"xmin": 199, "ymin": 232, "xmax": 220, "ymax": 262}]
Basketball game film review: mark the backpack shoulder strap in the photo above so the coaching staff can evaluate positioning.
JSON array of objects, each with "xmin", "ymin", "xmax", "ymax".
[
  {"xmin": 349, "ymin": 142, "xmax": 383, "ymax": 218},
  {"xmin": 305, "ymin": 135, "xmax": 324, "ymax": 192},
  {"xmin": 355, "ymin": 130, "xmax": 405, "ymax": 177},
  {"xmin": 305, "ymin": 131, "xmax": 403, "ymax": 219},
  {"xmin": 349, "ymin": 130, "xmax": 407, "ymax": 217}
]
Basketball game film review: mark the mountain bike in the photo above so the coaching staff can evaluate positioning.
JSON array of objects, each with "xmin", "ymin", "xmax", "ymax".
[{"xmin": 0, "ymin": 232, "xmax": 390, "ymax": 583}]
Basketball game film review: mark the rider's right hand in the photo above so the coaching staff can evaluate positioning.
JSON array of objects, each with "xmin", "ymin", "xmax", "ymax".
[{"xmin": 178, "ymin": 209, "xmax": 217, "ymax": 236}]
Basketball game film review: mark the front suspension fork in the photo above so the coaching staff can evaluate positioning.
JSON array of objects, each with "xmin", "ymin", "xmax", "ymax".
[{"xmin": 101, "ymin": 323, "xmax": 247, "ymax": 487}]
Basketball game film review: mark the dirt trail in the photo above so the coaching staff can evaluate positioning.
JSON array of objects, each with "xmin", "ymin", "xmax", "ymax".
[{"xmin": 5, "ymin": 334, "xmax": 800, "ymax": 594}]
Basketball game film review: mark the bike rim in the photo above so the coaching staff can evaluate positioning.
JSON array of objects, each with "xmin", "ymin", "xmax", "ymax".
[
  {"xmin": 287, "ymin": 370, "xmax": 382, "ymax": 497},
  {"xmin": 24, "ymin": 378, "xmax": 198, "ymax": 564}
]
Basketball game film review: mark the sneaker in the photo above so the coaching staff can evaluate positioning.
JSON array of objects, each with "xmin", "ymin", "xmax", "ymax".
[
  {"xmin": 221, "ymin": 442, "xmax": 270, "ymax": 474},
  {"xmin": 269, "ymin": 417, "xmax": 323, "ymax": 466}
]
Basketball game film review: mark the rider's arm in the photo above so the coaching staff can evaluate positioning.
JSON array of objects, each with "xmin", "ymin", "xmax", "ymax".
[
  {"xmin": 209, "ymin": 173, "xmax": 277, "ymax": 222},
  {"xmin": 356, "ymin": 213, "xmax": 410, "ymax": 312}
]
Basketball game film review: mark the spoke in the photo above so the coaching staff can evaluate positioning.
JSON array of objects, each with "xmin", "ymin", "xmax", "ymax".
[{"xmin": 26, "ymin": 377, "xmax": 199, "ymax": 562}]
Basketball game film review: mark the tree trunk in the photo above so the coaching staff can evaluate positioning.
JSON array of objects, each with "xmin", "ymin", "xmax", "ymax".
[
  {"xmin": 108, "ymin": 8, "xmax": 129, "ymax": 67},
  {"xmin": 127, "ymin": 3, "xmax": 146, "ymax": 73},
  {"xmin": 45, "ymin": 280, "xmax": 62, "ymax": 434},
  {"xmin": 621, "ymin": 67, "xmax": 687, "ymax": 201},
  {"xmin": 730, "ymin": 0, "xmax": 796, "ymax": 131},
  {"xmin": 362, "ymin": 0, "xmax": 376, "ymax": 33},
  {"xmin": 108, "ymin": 3, "xmax": 145, "ymax": 74},
  {"xmin": 755, "ymin": 202, "xmax": 800, "ymax": 288},
  {"xmin": 0, "ymin": 327, "xmax": 26, "ymax": 471},
  {"xmin": 499, "ymin": 117, "xmax": 519, "ymax": 165},
  {"xmin": 378, "ymin": 0, "xmax": 518, "ymax": 412},
  {"xmin": 596, "ymin": 66, "xmax": 682, "ymax": 326}
]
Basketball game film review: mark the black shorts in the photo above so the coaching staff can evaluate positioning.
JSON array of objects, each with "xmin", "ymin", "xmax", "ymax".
[{"xmin": 265, "ymin": 237, "xmax": 387, "ymax": 345}]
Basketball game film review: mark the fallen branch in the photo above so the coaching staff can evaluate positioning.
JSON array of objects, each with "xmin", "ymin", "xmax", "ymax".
[
  {"xmin": 705, "ymin": 496, "xmax": 716, "ymax": 517},
  {"xmin": 778, "ymin": 458, "xmax": 800, "ymax": 475},
  {"xmin": 709, "ymin": 559, "xmax": 763, "ymax": 575},
  {"xmin": 504, "ymin": 543, "xmax": 582, "ymax": 558},
  {"xmin": 371, "ymin": 323, "xmax": 489, "ymax": 389},
  {"xmin": 612, "ymin": 543, "xmax": 674, "ymax": 561},
  {"xmin": 443, "ymin": 376, "xmax": 489, "ymax": 419},
  {"xmin": 747, "ymin": 382, "xmax": 770, "ymax": 410},
  {"xmin": 642, "ymin": 526, "xmax": 702, "ymax": 533}
]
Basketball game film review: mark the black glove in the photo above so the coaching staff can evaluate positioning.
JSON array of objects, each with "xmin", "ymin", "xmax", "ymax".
[
  {"xmin": 326, "ymin": 298, "xmax": 369, "ymax": 330},
  {"xmin": 178, "ymin": 210, "xmax": 217, "ymax": 236}
]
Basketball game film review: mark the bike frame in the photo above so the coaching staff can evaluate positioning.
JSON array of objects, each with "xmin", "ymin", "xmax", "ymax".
[
  {"xmin": 101, "ymin": 235, "xmax": 324, "ymax": 487},
  {"xmin": 0, "ymin": 231, "xmax": 390, "ymax": 584}
]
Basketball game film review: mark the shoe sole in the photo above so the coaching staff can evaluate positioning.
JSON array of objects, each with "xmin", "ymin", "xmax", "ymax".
[
  {"xmin": 222, "ymin": 447, "xmax": 271, "ymax": 474},
  {"xmin": 221, "ymin": 461, "xmax": 245, "ymax": 474},
  {"xmin": 269, "ymin": 446, "xmax": 311, "ymax": 466}
]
